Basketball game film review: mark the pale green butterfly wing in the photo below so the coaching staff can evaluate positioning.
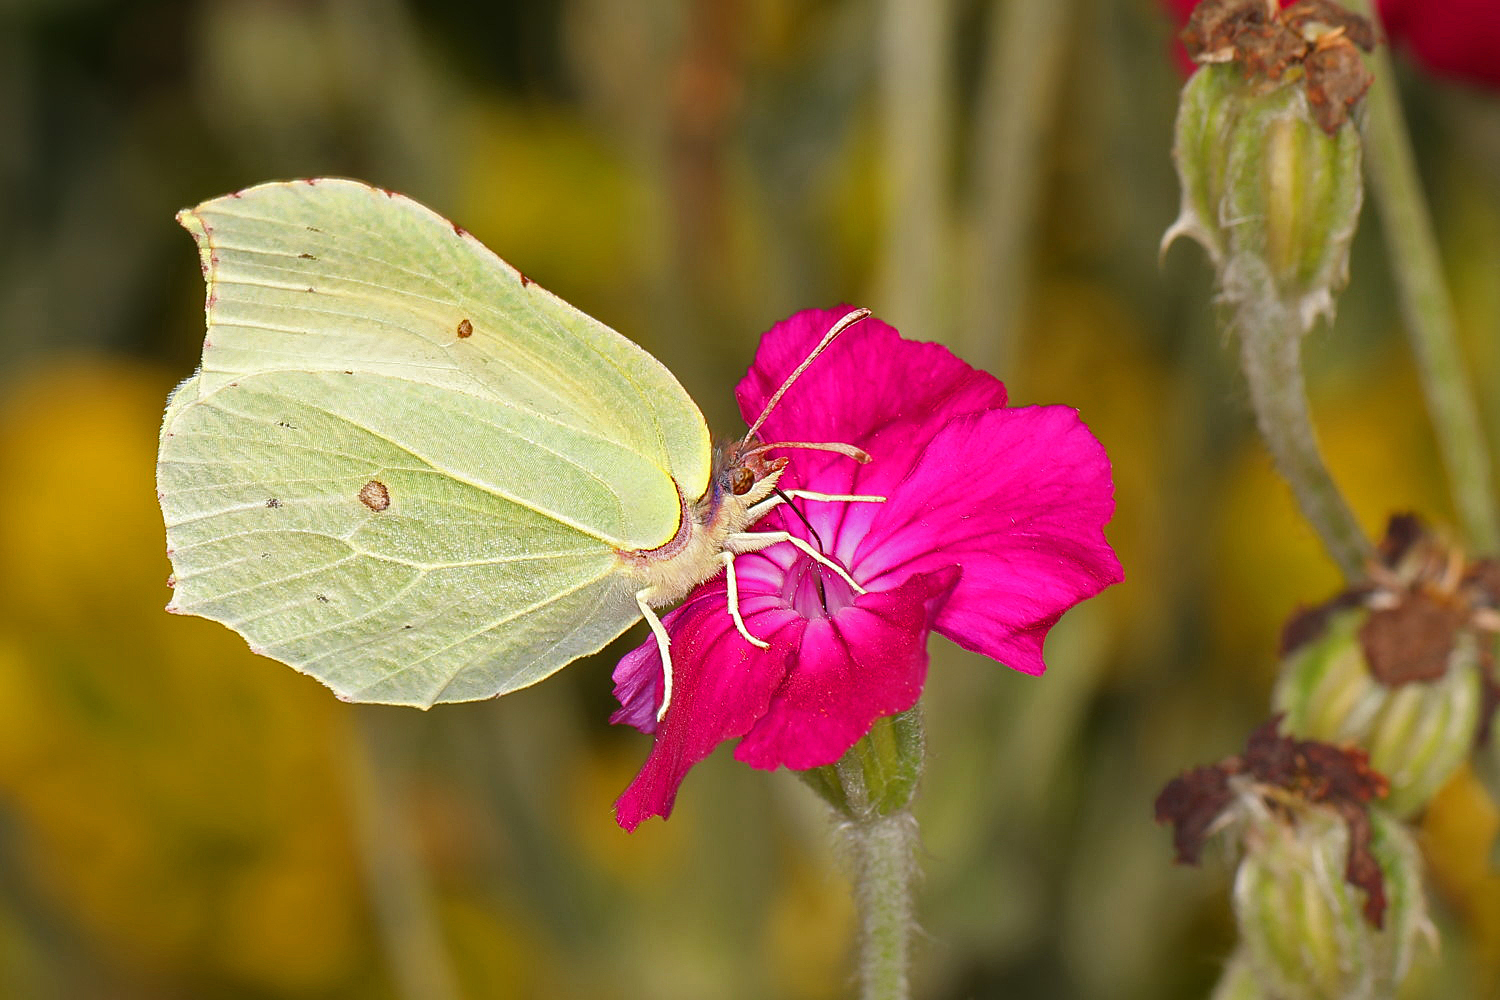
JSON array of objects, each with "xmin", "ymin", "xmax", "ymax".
[
  {"xmin": 159, "ymin": 179, "xmax": 707, "ymax": 706},
  {"xmin": 174, "ymin": 178, "xmax": 710, "ymax": 515}
]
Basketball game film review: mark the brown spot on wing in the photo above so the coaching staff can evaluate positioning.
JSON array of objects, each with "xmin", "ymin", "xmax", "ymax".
[
  {"xmin": 457, "ymin": 318, "xmax": 473, "ymax": 339},
  {"xmin": 298, "ymin": 252, "xmax": 317, "ymax": 260},
  {"xmin": 359, "ymin": 480, "xmax": 391, "ymax": 512},
  {"xmin": 266, "ymin": 498, "xmax": 282, "ymax": 509}
]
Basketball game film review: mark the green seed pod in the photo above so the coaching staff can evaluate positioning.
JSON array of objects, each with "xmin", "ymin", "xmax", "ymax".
[
  {"xmin": 1233, "ymin": 803, "xmax": 1430, "ymax": 1000},
  {"xmin": 1211, "ymin": 948, "xmax": 1270, "ymax": 1000},
  {"xmin": 1164, "ymin": 61, "xmax": 1241, "ymax": 266},
  {"xmin": 796, "ymin": 709, "xmax": 924, "ymax": 820},
  {"xmin": 1274, "ymin": 607, "xmax": 1484, "ymax": 818},
  {"xmin": 1164, "ymin": 61, "xmax": 1364, "ymax": 334},
  {"xmin": 1475, "ymin": 683, "xmax": 1500, "ymax": 867}
]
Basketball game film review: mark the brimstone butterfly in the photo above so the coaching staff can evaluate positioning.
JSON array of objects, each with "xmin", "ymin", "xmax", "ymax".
[{"xmin": 157, "ymin": 179, "xmax": 875, "ymax": 716}]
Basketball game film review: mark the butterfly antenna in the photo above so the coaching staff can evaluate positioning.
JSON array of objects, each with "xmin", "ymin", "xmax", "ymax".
[{"xmin": 742, "ymin": 307, "xmax": 871, "ymax": 445}]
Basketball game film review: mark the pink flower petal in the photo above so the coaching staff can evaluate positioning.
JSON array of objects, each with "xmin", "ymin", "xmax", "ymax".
[
  {"xmin": 1381, "ymin": 0, "xmax": 1500, "ymax": 89},
  {"xmin": 735, "ymin": 308, "xmax": 1008, "ymax": 449},
  {"xmin": 735, "ymin": 566, "xmax": 961, "ymax": 771},
  {"xmin": 612, "ymin": 584, "xmax": 804, "ymax": 831},
  {"xmin": 855, "ymin": 405, "xmax": 1123, "ymax": 675}
]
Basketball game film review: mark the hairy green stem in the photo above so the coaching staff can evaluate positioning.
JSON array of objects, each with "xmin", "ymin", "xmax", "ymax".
[
  {"xmin": 1238, "ymin": 312, "xmax": 1372, "ymax": 581},
  {"xmin": 799, "ymin": 710, "xmax": 925, "ymax": 1000},
  {"xmin": 845, "ymin": 812, "xmax": 918, "ymax": 1000},
  {"xmin": 879, "ymin": 0, "xmax": 952, "ymax": 339},
  {"xmin": 1350, "ymin": 0, "xmax": 1500, "ymax": 552}
]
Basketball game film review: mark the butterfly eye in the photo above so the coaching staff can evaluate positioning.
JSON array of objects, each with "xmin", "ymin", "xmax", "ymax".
[{"xmin": 730, "ymin": 467, "xmax": 756, "ymax": 496}]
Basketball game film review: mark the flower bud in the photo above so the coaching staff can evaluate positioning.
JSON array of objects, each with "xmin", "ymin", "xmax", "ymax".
[
  {"xmin": 1210, "ymin": 949, "xmax": 1266, "ymax": 1000},
  {"xmin": 1475, "ymin": 680, "xmax": 1500, "ymax": 866},
  {"xmin": 1275, "ymin": 516, "xmax": 1493, "ymax": 817},
  {"xmin": 1274, "ymin": 606, "xmax": 1484, "ymax": 817},
  {"xmin": 1156, "ymin": 719, "xmax": 1433, "ymax": 999},
  {"xmin": 1165, "ymin": 1, "xmax": 1374, "ymax": 333},
  {"xmin": 1165, "ymin": 61, "xmax": 1364, "ymax": 332},
  {"xmin": 798, "ymin": 708, "xmax": 924, "ymax": 820},
  {"xmin": 1233, "ymin": 802, "xmax": 1430, "ymax": 1000}
]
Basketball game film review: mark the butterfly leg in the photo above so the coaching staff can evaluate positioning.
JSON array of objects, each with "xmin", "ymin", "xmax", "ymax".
[
  {"xmin": 750, "ymin": 489, "xmax": 884, "ymax": 513},
  {"xmin": 722, "ymin": 551, "xmax": 770, "ymax": 650},
  {"xmin": 636, "ymin": 588, "xmax": 676, "ymax": 722},
  {"xmin": 726, "ymin": 530, "xmax": 867, "ymax": 595}
]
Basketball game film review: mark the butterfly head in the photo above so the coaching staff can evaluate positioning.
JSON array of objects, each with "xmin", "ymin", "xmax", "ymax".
[{"xmin": 715, "ymin": 439, "xmax": 788, "ymax": 511}]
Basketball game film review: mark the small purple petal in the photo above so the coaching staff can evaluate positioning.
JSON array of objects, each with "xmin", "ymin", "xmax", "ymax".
[
  {"xmin": 610, "ymin": 633, "xmax": 667, "ymax": 735},
  {"xmin": 613, "ymin": 584, "xmax": 803, "ymax": 831},
  {"xmin": 735, "ymin": 565, "xmax": 961, "ymax": 771},
  {"xmin": 855, "ymin": 405, "xmax": 1123, "ymax": 675}
]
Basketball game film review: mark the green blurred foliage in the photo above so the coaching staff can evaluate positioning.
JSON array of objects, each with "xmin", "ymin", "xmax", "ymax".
[{"xmin": 1, "ymin": 0, "xmax": 1498, "ymax": 997}]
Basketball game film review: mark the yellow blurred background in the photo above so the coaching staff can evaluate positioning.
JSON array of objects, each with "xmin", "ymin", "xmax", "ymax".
[{"xmin": 1, "ymin": 0, "xmax": 1498, "ymax": 997}]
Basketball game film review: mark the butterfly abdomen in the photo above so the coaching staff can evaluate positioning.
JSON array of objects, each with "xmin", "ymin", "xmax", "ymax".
[{"xmin": 618, "ymin": 452, "xmax": 785, "ymax": 607}]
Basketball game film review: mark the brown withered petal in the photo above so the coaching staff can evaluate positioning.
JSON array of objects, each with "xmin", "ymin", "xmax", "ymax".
[
  {"xmin": 1154, "ymin": 764, "xmax": 1237, "ymax": 864},
  {"xmin": 1282, "ymin": 0, "xmax": 1378, "ymax": 51},
  {"xmin": 1157, "ymin": 718, "xmax": 1391, "ymax": 927},
  {"xmin": 1237, "ymin": 23, "xmax": 1311, "ymax": 79},
  {"xmin": 1290, "ymin": 738, "xmax": 1389, "ymax": 805},
  {"xmin": 1181, "ymin": 0, "xmax": 1274, "ymax": 60},
  {"xmin": 1241, "ymin": 716, "xmax": 1296, "ymax": 779},
  {"xmin": 1242, "ymin": 717, "xmax": 1389, "ymax": 805},
  {"xmin": 1358, "ymin": 589, "xmax": 1466, "ymax": 684},
  {"xmin": 1377, "ymin": 512, "xmax": 1424, "ymax": 566},
  {"xmin": 1278, "ymin": 587, "xmax": 1370, "ymax": 656},
  {"xmin": 1304, "ymin": 39, "xmax": 1375, "ymax": 134},
  {"xmin": 1462, "ymin": 558, "xmax": 1500, "ymax": 608},
  {"xmin": 1335, "ymin": 801, "xmax": 1388, "ymax": 928}
]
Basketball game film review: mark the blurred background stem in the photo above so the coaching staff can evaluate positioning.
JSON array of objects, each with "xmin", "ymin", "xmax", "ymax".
[
  {"xmin": 1351, "ymin": 0, "xmax": 1500, "ymax": 553},
  {"xmin": 878, "ymin": 0, "xmax": 952, "ymax": 341},
  {"xmin": 1238, "ymin": 312, "xmax": 1372, "ymax": 581},
  {"xmin": 961, "ymin": 0, "xmax": 1074, "ymax": 373},
  {"xmin": 345, "ymin": 710, "xmax": 462, "ymax": 1000}
]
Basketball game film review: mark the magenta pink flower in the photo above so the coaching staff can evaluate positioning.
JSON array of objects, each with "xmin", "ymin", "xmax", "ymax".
[
  {"xmin": 1380, "ymin": 0, "xmax": 1500, "ymax": 90},
  {"xmin": 609, "ymin": 309, "xmax": 1124, "ymax": 830}
]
